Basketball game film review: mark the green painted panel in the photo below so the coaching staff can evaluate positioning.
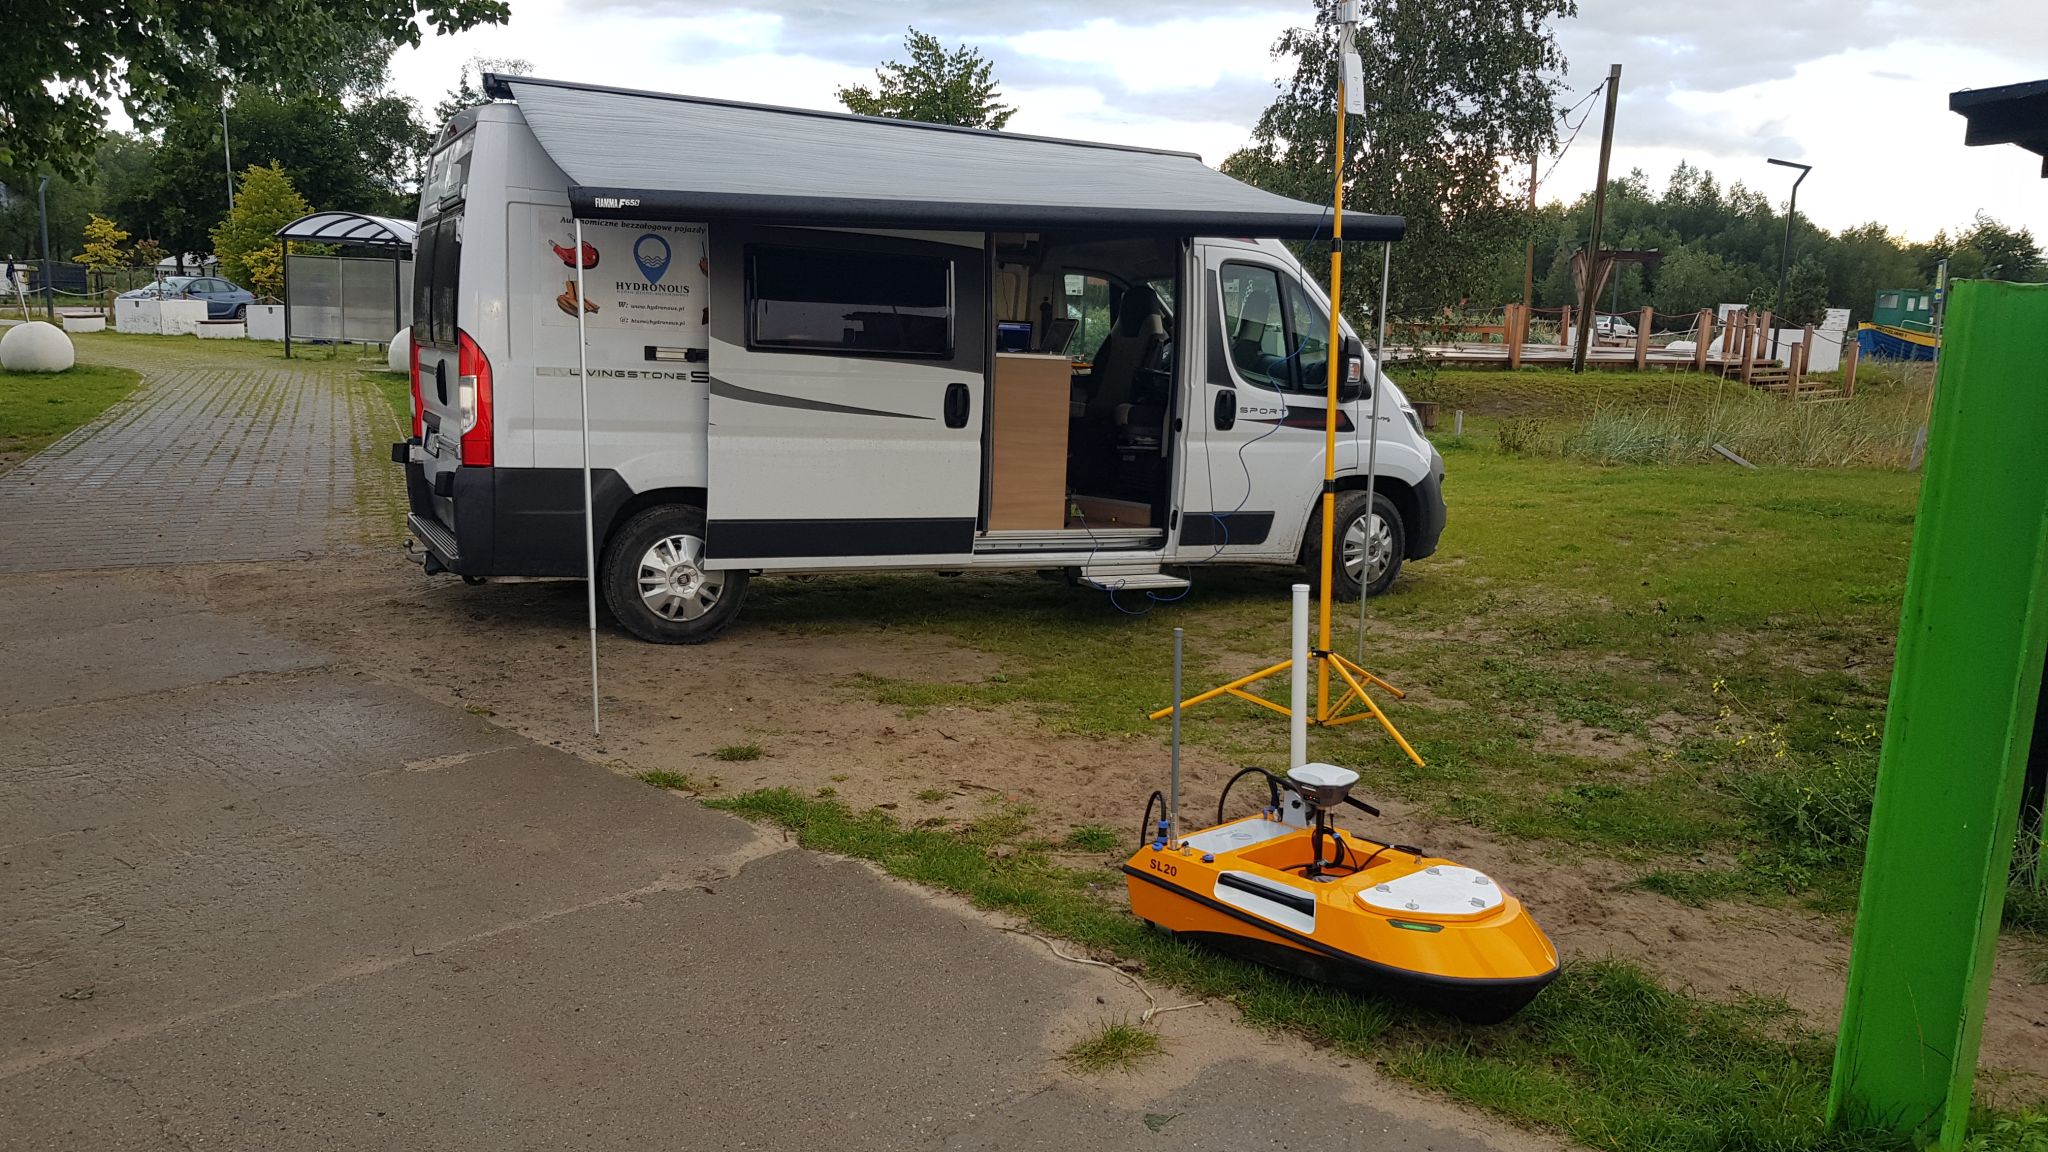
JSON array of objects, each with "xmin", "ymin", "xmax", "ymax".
[{"xmin": 1828, "ymin": 280, "xmax": 2048, "ymax": 1146}]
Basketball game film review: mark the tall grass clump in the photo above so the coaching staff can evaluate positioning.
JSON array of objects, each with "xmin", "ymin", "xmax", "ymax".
[{"xmin": 1563, "ymin": 390, "xmax": 1926, "ymax": 469}]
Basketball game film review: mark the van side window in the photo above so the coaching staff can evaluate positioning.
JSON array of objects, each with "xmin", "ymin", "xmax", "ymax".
[
  {"xmin": 1063, "ymin": 273, "xmax": 1112, "ymax": 359},
  {"xmin": 1219, "ymin": 263, "xmax": 1291, "ymax": 390},
  {"xmin": 1284, "ymin": 279, "xmax": 1330, "ymax": 393},
  {"xmin": 747, "ymin": 245, "xmax": 953, "ymax": 357}
]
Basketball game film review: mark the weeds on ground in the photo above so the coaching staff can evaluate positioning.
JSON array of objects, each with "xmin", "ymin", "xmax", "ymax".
[
  {"xmin": 1063, "ymin": 825, "xmax": 1124, "ymax": 854},
  {"xmin": 1964, "ymin": 1112, "xmax": 2048, "ymax": 1152},
  {"xmin": 638, "ymin": 770, "xmax": 711, "ymax": 792},
  {"xmin": 1063, "ymin": 1020, "xmax": 1163, "ymax": 1073},
  {"xmin": 1632, "ymin": 683, "xmax": 1879, "ymax": 910},
  {"xmin": 360, "ymin": 368, "xmax": 411, "ymax": 426},
  {"xmin": 915, "ymin": 787, "xmax": 952, "ymax": 804},
  {"xmin": 1562, "ymin": 394, "xmax": 1925, "ymax": 469},
  {"xmin": 711, "ymin": 743, "xmax": 764, "ymax": 762}
]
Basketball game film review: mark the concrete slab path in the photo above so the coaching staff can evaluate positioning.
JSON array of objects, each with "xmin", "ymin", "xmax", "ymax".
[{"xmin": 0, "ymin": 338, "xmax": 395, "ymax": 573}]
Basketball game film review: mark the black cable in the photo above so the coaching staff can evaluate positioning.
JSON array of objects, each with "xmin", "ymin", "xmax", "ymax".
[
  {"xmin": 1215, "ymin": 766, "xmax": 1285, "ymax": 826},
  {"xmin": 1139, "ymin": 790, "xmax": 1167, "ymax": 847}
]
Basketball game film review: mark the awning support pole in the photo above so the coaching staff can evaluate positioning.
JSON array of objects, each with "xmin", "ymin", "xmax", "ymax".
[
  {"xmin": 281, "ymin": 239, "xmax": 292, "ymax": 358},
  {"xmin": 1355, "ymin": 240, "xmax": 1390, "ymax": 663},
  {"xmin": 574, "ymin": 218, "xmax": 601, "ymax": 736}
]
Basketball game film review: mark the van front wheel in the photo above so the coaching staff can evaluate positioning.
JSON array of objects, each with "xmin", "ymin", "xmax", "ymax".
[
  {"xmin": 602, "ymin": 505, "xmax": 748, "ymax": 644},
  {"xmin": 1305, "ymin": 491, "xmax": 1405, "ymax": 601}
]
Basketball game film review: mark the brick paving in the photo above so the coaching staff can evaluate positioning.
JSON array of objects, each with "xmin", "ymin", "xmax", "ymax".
[{"xmin": 0, "ymin": 337, "xmax": 400, "ymax": 572}]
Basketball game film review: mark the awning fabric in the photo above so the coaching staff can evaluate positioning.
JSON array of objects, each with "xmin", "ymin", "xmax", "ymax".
[
  {"xmin": 483, "ymin": 75, "xmax": 1404, "ymax": 242},
  {"xmin": 275, "ymin": 212, "xmax": 418, "ymax": 249},
  {"xmin": 1950, "ymin": 78, "xmax": 2048, "ymax": 178}
]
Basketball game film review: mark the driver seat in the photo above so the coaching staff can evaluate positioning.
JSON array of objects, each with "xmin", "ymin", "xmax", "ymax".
[{"xmin": 1084, "ymin": 286, "xmax": 1167, "ymax": 424}]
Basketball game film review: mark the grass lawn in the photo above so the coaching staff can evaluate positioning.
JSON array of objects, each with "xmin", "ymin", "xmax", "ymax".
[
  {"xmin": 362, "ymin": 368, "xmax": 411, "ymax": 426},
  {"xmin": 0, "ymin": 361, "xmax": 142, "ymax": 469}
]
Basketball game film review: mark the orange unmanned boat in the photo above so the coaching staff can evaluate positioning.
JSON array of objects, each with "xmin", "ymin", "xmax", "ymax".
[{"xmin": 1124, "ymin": 763, "xmax": 1558, "ymax": 1024}]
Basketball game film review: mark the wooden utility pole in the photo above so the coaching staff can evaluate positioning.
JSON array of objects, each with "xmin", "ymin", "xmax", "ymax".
[
  {"xmin": 1572, "ymin": 64, "xmax": 1623, "ymax": 374},
  {"xmin": 1521, "ymin": 154, "xmax": 1537, "ymax": 315}
]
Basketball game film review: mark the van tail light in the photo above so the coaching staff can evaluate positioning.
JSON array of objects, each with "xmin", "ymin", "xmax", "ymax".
[
  {"xmin": 456, "ymin": 328, "xmax": 494, "ymax": 467},
  {"xmin": 408, "ymin": 336, "xmax": 424, "ymax": 438}
]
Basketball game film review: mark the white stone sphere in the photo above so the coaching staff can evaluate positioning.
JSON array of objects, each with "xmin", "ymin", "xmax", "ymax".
[
  {"xmin": 387, "ymin": 327, "xmax": 411, "ymax": 374},
  {"xmin": 0, "ymin": 321, "xmax": 75, "ymax": 372}
]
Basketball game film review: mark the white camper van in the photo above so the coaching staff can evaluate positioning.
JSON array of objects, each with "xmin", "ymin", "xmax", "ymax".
[{"xmin": 395, "ymin": 76, "xmax": 1446, "ymax": 643}]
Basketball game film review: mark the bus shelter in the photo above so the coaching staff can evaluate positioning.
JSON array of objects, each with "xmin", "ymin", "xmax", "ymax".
[{"xmin": 274, "ymin": 211, "xmax": 417, "ymax": 357}]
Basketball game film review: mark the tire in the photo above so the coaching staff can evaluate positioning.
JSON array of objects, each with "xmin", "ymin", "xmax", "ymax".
[
  {"xmin": 1304, "ymin": 490, "xmax": 1406, "ymax": 602},
  {"xmin": 232, "ymin": 304, "xmax": 247, "ymax": 320},
  {"xmin": 601, "ymin": 505, "xmax": 748, "ymax": 644}
]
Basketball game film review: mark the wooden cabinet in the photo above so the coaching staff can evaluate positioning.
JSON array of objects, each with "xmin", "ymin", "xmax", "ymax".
[{"xmin": 988, "ymin": 353, "xmax": 1071, "ymax": 530}]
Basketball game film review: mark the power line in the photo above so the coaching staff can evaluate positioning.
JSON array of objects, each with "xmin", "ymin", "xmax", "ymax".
[
  {"xmin": 1537, "ymin": 80, "xmax": 1605, "ymax": 193},
  {"xmin": 1554, "ymin": 82, "xmax": 1605, "ymax": 125}
]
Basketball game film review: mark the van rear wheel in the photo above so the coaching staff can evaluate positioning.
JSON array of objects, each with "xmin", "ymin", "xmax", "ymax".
[{"xmin": 602, "ymin": 505, "xmax": 748, "ymax": 644}]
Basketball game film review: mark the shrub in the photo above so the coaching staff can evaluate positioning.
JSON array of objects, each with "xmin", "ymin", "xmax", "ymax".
[{"xmin": 1496, "ymin": 416, "xmax": 1542, "ymax": 454}]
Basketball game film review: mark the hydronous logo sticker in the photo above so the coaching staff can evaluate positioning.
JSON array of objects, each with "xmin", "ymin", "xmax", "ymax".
[{"xmin": 634, "ymin": 234, "xmax": 672, "ymax": 285}]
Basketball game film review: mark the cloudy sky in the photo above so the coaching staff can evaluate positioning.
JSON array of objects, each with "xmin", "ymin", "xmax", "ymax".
[{"xmin": 383, "ymin": 0, "xmax": 2047, "ymax": 241}]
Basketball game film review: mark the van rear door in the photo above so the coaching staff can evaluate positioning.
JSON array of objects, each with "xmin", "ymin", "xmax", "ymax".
[
  {"xmin": 704, "ymin": 228, "xmax": 987, "ymax": 569},
  {"xmin": 412, "ymin": 207, "xmax": 465, "ymax": 527}
]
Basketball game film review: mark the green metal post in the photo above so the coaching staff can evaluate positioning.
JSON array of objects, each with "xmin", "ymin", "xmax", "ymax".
[{"xmin": 1828, "ymin": 280, "xmax": 2048, "ymax": 1147}]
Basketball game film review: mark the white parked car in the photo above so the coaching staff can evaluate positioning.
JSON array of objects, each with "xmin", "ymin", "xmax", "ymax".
[{"xmin": 1593, "ymin": 313, "xmax": 1636, "ymax": 339}]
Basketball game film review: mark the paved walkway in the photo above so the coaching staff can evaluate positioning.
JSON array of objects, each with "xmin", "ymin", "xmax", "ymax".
[{"xmin": 0, "ymin": 337, "xmax": 398, "ymax": 572}]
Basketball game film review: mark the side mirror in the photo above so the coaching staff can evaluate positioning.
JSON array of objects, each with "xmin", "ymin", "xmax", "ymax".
[{"xmin": 1336, "ymin": 336, "xmax": 1369, "ymax": 402}]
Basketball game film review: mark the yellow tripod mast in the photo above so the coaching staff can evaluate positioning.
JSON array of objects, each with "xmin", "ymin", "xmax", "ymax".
[{"xmin": 1150, "ymin": 2, "xmax": 1421, "ymax": 769}]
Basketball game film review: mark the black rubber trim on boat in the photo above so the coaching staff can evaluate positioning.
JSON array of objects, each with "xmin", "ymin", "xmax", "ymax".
[
  {"xmin": 1122, "ymin": 864, "xmax": 1559, "ymax": 1001},
  {"xmin": 1216, "ymin": 871, "xmax": 1318, "ymax": 916}
]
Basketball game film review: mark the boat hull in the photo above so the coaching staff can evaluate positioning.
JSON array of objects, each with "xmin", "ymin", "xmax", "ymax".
[
  {"xmin": 1123, "ymin": 817, "xmax": 1559, "ymax": 1024},
  {"xmin": 1857, "ymin": 322, "xmax": 1938, "ymax": 361}
]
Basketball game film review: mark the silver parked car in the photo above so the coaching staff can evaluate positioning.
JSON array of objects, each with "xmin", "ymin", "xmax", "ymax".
[{"xmin": 119, "ymin": 276, "xmax": 256, "ymax": 320}]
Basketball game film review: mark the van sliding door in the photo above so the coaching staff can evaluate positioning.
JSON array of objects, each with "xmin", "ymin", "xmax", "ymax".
[{"xmin": 705, "ymin": 227, "xmax": 987, "ymax": 569}]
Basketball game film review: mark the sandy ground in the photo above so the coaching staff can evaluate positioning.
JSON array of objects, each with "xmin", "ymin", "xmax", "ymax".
[{"xmin": 156, "ymin": 549, "xmax": 2048, "ymax": 1089}]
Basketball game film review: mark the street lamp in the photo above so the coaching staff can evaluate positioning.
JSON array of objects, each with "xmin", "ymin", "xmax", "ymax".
[{"xmin": 1767, "ymin": 157, "xmax": 1812, "ymax": 361}]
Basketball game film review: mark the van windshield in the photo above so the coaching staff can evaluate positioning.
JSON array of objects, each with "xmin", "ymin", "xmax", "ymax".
[{"xmin": 412, "ymin": 209, "xmax": 463, "ymax": 349}]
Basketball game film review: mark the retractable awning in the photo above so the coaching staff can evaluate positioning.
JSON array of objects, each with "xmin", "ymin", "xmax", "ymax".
[
  {"xmin": 482, "ymin": 74, "xmax": 1404, "ymax": 241},
  {"xmin": 1951, "ymin": 78, "xmax": 2048, "ymax": 177}
]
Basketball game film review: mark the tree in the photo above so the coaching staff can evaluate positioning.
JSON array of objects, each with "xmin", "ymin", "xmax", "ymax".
[
  {"xmin": 1222, "ymin": 0, "xmax": 1575, "ymax": 315},
  {"xmin": 1781, "ymin": 255, "xmax": 1832, "ymax": 325},
  {"xmin": 120, "ymin": 81, "xmax": 432, "ymax": 268},
  {"xmin": 130, "ymin": 237, "xmax": 166, "ymax": 271},
  {"xmin": 74, "ymin": 213, "xmax": 129, "ymax": 290},
  {"xmin": 836, "ymin": 28, "xmax": 1016, "ymax": 130},
  {"xmin": 210, "ymin": 163, "xmax": 311, "ymax": 295},
  {"xmin": 434, "ymin": 56, "xmax": 533, "ymax": 128},
  {"xmin": 1649, "ymin": 247, "xmax": 1748, "ymax": 315},
  {"xmin": 1958, "ymin": 213, "xmax": 2043, "ymax": 282},
  {"xmin": 4, "ymin": 0, "xmax": 508, "ymax": 178}
]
